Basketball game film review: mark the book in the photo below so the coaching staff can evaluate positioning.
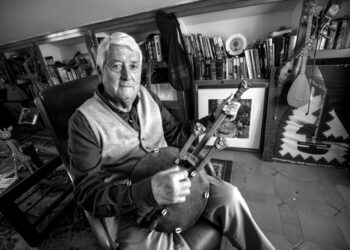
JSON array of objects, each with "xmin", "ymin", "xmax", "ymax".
[
  {"xmin": 266, "ymin": 38, "xmax": 275, "ymax": 70},
  {"xmin": 210, "ymin": 60, "xmax": 216, "ymax": 80},
  {"xmin": 216, "ymin": 59, "xmax": 224, "ymax": 80},
  {"xmin": 252, "ymin": 49, "xmax": 262, "ymax": 79},
  {"xmin": 326, "ymin": 20, "xmax": 340, "ymax": 49},
  {"xmin": 235, "ymin": 57, "xmax": 241, "ymax": 79},
  {"xmin": 273, "ymin": 35, "xmax": 285, "ymax": 67},
  {"xmin": 257, "ymin": 43, "xmax": 267, "ymax": 79},
  {"xmin": 56, "ymin": 67, "xmax": 69, "ymax": 83},
  {"xmin": 249, "ymin": 49, "xmax": 257, "ymax": 79},
  {"xmin": 239, "ymin": 57, "xmax": 248, "ymax": 79},
  {"xmin": 244, "ymin": 50, "xmax": 254, "ymax": 79},
  {"xmin": 341, "ymin": 19, "xmax": 350, "ymax": 49},
  {"xmin": 153, "ymin": 34, "xmax": 163, "ymax": 62}
]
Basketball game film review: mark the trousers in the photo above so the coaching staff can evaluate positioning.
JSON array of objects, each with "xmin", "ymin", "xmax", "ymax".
[{"xmin": 106, "ymin": 176, "xmax": 275, "ymax": 250}]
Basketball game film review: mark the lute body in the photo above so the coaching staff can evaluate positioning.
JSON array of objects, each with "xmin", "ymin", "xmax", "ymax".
[
  {"xmin": 279, "ymin": 0, "xmax": 341, "ymax": 107},
  {"xmin": 286, "ymin": 3, "xmax": 314, "ymax": 108},
  {"xmin": 131, "ymin": 147, "xmax": 209, "ymax": 233}
]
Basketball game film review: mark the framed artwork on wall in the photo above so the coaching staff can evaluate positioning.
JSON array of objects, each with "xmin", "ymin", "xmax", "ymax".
[{"xmin": 195, "ymin": 81, "xmax": 268, "ymax": 150}]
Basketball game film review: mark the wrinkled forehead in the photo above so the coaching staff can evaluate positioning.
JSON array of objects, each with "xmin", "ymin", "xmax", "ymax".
[{"xmin": 106, "ymin": 44, "xmax": 141, "ymax": 62}]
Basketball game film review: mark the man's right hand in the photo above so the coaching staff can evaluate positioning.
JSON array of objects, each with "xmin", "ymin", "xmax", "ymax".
[{"xmin": 151, "ymin": 166, "xmax": 191, "ymax": 205}]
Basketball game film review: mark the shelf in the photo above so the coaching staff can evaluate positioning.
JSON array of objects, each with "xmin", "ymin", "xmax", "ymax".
[
  {"xmin": 15, "ymin": 74, "xmax": 35, "ymax": 81},
  {"xmin": 194, "ymin": 79, "xmax": 269, "ymax": 88},
  {"xmin": 308, "ymin": 49, "xmax": 350, "ymax": 60}
]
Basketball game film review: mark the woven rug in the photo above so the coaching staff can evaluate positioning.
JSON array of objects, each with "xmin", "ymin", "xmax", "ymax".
[{"xmin": 0, "ymin": 158, "xmax": 232, "ymax": 250}]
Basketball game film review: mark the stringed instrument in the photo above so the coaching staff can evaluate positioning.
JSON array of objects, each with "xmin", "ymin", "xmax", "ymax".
[
  {"xmin": 278, "ymin": 0, "xmax": 341, "ymax": 107},
  {"xmin": 286, "ymin": 2, "xmax": 316, "ymax": 108},
  {"xmin": 130, "ymin": 80, "xmax": 250, "ymax": 233}
]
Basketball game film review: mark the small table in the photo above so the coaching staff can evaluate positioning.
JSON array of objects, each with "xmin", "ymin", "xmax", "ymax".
[{"xmin": 0, "ymin": 156, "xmax": 75, "ymax": 247}]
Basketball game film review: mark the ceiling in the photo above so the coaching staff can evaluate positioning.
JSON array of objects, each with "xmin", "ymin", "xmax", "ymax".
[{"xmin": 0, "ymin": 0, "xmax": 197, "ymax": 46}]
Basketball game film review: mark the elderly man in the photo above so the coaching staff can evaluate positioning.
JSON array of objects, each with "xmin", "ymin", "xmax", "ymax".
[{"xmin": 68, "ymin": 32, "xmax": 274, "ymax": 250}]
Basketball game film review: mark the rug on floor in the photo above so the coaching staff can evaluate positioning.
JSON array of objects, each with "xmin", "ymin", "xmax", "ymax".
[{"xmin": 0, "ymin": 158, "xmax": 232, "ymax": 250}]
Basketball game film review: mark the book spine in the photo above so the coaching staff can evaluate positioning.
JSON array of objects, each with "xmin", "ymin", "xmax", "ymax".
[
  {"xmin": 240, "ymin": 57, "xmax": 248, "ymax": 79},
  {"xmin": 216, "ymin": 59, "xmax": 224, "ymax": 80},
  {"xmin": 210, "ymin": 60, "xmax": 216, "ymax": 80},
  {"xmin": 344, "ymin": 19, "xmax": 350, "ymax": 48},
  {"xmin": 249, "ymin": 49, "xmax": 257, "ymax": 79},
  {"xmin": 235, "ymin": 57, "xmax": 241, "ymax": 80},
  {"xmin": 154, "ymin": 34, "xmax": 163, "ymax": 62},
  {"xmin": 252, "ymin": 49, "xmax": 262, "ymax": 79},
  {"xmin": 244, "ymin": 50, "xmax": 253, "ymax": 79},
  {"xmin": 327, "ymin": 20, "xmax": 340, "ymax": 49},
  {"xmin": 227, "ymin": 57, "xmax": 234, "ymax": 79}
]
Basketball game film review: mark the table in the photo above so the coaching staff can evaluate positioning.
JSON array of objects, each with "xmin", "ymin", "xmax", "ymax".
[{"xmin": 0, "ymin": 156, "xmax": 75, "ymax": 247}]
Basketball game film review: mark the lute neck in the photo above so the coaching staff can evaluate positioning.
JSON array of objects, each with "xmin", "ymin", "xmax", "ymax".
[{"xmin": 300, "ymin": 10, "xmax": 314, "ymax": 75}]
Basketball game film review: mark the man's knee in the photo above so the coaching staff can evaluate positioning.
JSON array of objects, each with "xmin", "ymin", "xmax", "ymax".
[{"xmin": 222, "ymin": 183, "xmax": 244, "ymax": 206}]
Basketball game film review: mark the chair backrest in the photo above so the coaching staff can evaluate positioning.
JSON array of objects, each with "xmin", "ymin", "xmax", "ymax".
[{"xmin": 35, "ymin": 75, "xmax": 99, "ymax": 166}]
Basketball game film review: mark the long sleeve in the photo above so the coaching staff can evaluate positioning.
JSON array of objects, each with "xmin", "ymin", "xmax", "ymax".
[{"xmin": 68, "ymin": 111, "xmax": 157, "ymax": 218}]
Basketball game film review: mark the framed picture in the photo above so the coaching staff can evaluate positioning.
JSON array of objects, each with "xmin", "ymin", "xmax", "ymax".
[
  {"xmin": 18, "ymin": 108, "xmax": 40, "ymax": 125},
  {"xmin": 196, "ymin": 81, "xmax": 268, "ymax": 150}
]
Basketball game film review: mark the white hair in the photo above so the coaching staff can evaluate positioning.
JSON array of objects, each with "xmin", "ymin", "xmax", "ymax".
[{"xmin": 96, "ymin": 32, "xmax": 142, "ymax": 70}]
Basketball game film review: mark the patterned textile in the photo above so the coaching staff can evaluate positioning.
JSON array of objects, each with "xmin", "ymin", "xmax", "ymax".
[{"xmin": 272, "ymin": 66, "xmax": 349, "ymax": 168}]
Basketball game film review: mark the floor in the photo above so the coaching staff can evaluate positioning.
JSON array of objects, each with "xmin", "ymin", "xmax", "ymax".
[{"xmin": 215, "ymin": 150, "xmax": 350, "ymax": 250}]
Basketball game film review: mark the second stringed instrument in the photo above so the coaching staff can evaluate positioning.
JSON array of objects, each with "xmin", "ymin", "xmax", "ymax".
[
  {"xmin": 279, "ymin": 0, "xmax": 341, "ymax": 107},
  {"xmin": 286, "ymin": 2, "xmax": 316, "ymax": 108},
  {"xmin": 130, "ymin": 80, "xmax": 250, "ymax": 233}
]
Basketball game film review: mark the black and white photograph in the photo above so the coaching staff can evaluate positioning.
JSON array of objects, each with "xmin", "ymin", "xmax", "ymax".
[
  {"xmin": 1, "ymin": 1, "xmax": 350, "ymax": 250},
  {"xmin": 198, "ymin": 86, "xmax": 266, "ymax": 149}
]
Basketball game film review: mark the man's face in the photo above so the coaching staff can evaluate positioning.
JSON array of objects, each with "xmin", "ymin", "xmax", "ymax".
[{"xmin": 101, "ymin": 44, "xmax": 142, "ymax": 109}]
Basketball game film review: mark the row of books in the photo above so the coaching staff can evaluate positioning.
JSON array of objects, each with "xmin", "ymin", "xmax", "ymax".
[
  {"xmin": 139, "ymin": 34, "xmax": 163, "ymax": 63},
  {"xmin": 316, "ymin": 18, "xmax": 350, "ymax": 50},
  {"xmin": 55, "ymin": 66, "xmax": 88, "ymax": 83},
  {"xmin": 182, "ymin": 30, "xmax": 297, "ymax": 80},
  {"xmin": 44, "ymin": 54, "xmax": 92, "ymax": 84},
  {"xmin": 6, "ymin": 55, "xmax": 32, "ymax": 77}
]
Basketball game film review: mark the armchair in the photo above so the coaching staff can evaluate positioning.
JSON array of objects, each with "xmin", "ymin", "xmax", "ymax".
[{"xmin": 35, "ymin": 75, "xmax": 222, "ymax": 250}]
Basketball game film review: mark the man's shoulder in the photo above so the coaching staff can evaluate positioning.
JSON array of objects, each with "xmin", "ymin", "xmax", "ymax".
[
  {"xmin": 142, "ymin": 86, "xmax": 162, "ymax": 107},
  {"xmin": 69, "ymin": 109, "xmax": 88, "ymax": 128}
]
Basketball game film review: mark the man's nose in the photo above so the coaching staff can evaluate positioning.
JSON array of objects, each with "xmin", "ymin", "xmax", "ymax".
[{"xmin": 121, "ymin": 65, "xmax": 131, "ymax": 80}]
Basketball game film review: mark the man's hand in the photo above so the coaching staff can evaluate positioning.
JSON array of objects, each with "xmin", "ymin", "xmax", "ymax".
[{"xmin": 151, "ymin": 166, "xmax": 191, "ymax": 205}]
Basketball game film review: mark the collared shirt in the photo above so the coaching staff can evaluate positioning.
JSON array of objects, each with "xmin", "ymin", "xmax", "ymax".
[{"xmin": 68, "ymin": 83, "xmax": 212, "ymax": 217}]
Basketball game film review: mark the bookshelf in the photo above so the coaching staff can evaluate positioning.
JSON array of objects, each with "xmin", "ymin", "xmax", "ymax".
[
  {"xmin": 3, "ymin": 0, "xmax": 346, "ymax": 123},
  {"xmin": 304, "ymin": 0, "xmax": 350, "ymax": 63},
  {"xmin": 36, "ymin": 31, "xmax": 97, "ymax": 85},
  {"xmin": 308, "ymin": 48, "xmax": 350, "ymax": 59}
]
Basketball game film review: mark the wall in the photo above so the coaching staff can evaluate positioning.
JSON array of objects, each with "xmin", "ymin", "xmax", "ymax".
[
  {"xmin": 0, "ymin": 0, "xmax": 197, "ymax": 46},
  {"xmin": 179, "ymin": 1, "xmax": 301, "ymax": 47}
]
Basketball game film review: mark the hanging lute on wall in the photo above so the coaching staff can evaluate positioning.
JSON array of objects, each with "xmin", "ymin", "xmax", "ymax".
[
  {"xmin": 278, "ymin": 0, "xmax": 341, "ymax": 107},
  {"xmin": 286, "ymin": 2, "xmax": 316, "ymax": 108},
  {"xmin": 130, "ymin": 80, "xmax": 250, "ymax": 233}
]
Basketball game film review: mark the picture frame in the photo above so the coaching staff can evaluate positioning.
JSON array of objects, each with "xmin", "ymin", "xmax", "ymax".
[
  {"xmin": 195, "ymin": 81, "xmax": 268, "ymax": 150},
  {"xmin": 18, "ymin": 108, "xmax": 40, "ymax": 125}
]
